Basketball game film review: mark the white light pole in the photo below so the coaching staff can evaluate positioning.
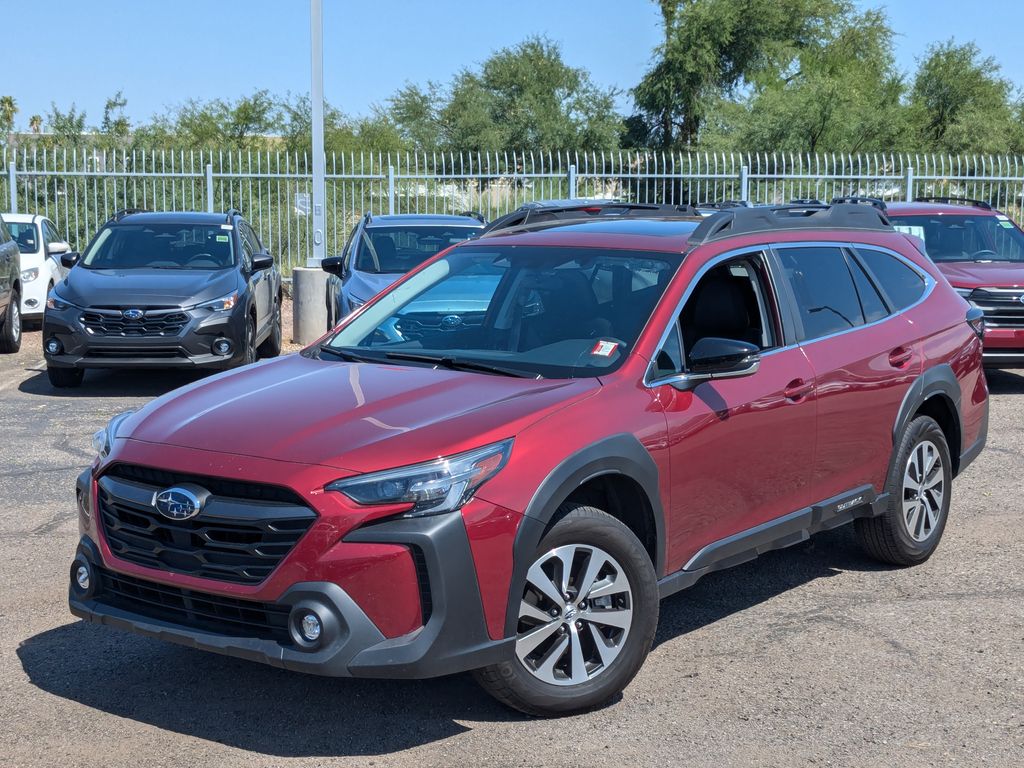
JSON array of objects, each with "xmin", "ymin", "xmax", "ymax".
[{"xmin": 309, "ymin": 0, "xmax": 326, "ymax": 266}]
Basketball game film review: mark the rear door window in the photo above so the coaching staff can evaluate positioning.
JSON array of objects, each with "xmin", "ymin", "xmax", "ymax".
[
  {"xmin": 776, "ymin": 246, "xmax": 865, "ymax": 340},
  {"xmin": 847, "ymin": 253, "xmax": 890, "ymax": 323},
  {"xmin": 856, "ymin": 248, "xmax": 926, "ymax": 311}
]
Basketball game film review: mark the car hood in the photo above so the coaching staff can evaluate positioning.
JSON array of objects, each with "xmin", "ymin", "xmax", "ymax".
[
  {"xmin": 346, "ymin": 270, "xmax": 401, "ymax": 303},
  {"xmin": 59, "ymin": 267, "xmax": 240, "ymax": 307},
  {"xmin": 121, "ymin": 353, "xmax": 598, "ymax": 472},
  {"xmin": 936, "ymin": 261, "xmax": 1024, "ymax": 289}
]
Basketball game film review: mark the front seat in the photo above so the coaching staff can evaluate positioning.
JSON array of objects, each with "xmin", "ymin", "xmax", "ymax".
[{"xmin": 683, "ymin": 274, "xmax": 760, "ymax": 355}]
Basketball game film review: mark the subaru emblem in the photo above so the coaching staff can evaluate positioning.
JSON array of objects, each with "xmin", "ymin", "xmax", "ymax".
[
  {"xmin": 1019, "ymin": 294, "xmax": 1024, "ymax": 305},
  {"xmin": 440, "ymin": 314, "xmax": 463, "ymax": 330},
  {"xmin": 153, "ymin": 485, "xmax": 208, "ymax": 521},
  {"xmin": 122, "ymin": 308, "xmax": 144, "ymax": 321}
]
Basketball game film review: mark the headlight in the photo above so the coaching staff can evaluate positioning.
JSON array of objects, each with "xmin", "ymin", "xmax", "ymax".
[
  {"xmin": 46, "ymin": 292, "xmax": 74, "ymax": 311},
  {"xmin": 21, "ymin": 267, "xmax": 39, "ymax": 282},
  {"xmin": 91, "ymin": 411, "xmax": 134, "ymax": 460},
  {"xmin": 193, "ymin": 292, "xmax": 238, "ymax": 311},
  {"xmin": 327, "ymin": 439, "xmax": 513, "ymax": 517}
]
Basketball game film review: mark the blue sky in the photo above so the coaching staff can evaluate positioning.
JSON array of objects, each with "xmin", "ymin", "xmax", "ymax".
[{"xmin": 2, "ymin": 0, "xmax": 1023, "ymax": 129}]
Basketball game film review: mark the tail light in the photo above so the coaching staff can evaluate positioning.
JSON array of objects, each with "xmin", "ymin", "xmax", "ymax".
[{"xmin": 966, "ymin": 306, "xmax": 985, "ymax": 340}]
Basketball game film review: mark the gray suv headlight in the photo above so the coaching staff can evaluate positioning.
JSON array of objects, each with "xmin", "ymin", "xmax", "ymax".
[{"xmin": 327, "ymin": 439, "xmax": 513, "ymax": 517}]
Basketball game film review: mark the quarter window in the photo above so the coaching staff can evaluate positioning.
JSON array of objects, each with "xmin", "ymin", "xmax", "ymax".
[
  {"xmin": 848, "ymin": 254, "xmax": 889, "ymax": 323},
  {"xmin": 777, "ymin": 246, "xmax": 865, "ymax": 340},
  {"xmin": 856, "ymin": 248, "xmax": 926, "ymax": 311}
]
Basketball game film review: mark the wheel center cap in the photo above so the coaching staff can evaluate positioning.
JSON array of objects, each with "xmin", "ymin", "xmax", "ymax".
[{"xmin": 563, "ymin": 605, "xmax": 578, "ymax": 621}]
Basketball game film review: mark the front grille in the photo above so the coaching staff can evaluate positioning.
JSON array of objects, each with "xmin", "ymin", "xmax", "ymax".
[
  {"xmin": 394, "ymin": 311, "xmax": 486, "ymax": 340},
  {"xmin": 84, "ymin": 349, "xmax": 187, "ymax": 359},
  {"xmin": 971, "ymin": 288, "xmax": 1024, "ymax": 328},
  {"xmin": 80, "ymin": 306, "xmax": 189, "ymax": 337},
  {"xmin": 98, "ymin": 466, "xmax": 317, "ymax": 585},
  {"xmin": 97, "ymin": 566, "xmax": 291, "ymax": 642}
]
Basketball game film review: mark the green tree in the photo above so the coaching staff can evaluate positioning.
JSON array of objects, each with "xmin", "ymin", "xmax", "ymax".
[
  {"xmin": 0, "ymin": 95, "xmax": 16, "ymax": 145},
  {"xmin": 28, "ymin": 114, "xmax": 42, "ymax": 134},
  {"xmin": 47, "ymin": 102, "xmax": 87, "ymax": 148},
  {"xmin": 909, "ymin": 40, "xmax": 1018, "ymax": 153},
  {"xmin": 630, "ymin": 0, "xmax": 848, "ymax": 148},
  {"xmin": 99, "ymin": 90, "xmax": 131, "ymax": 149},
  {"xmin": 707, "ymin": 9, "xmax": 908, "ymax": 152},
  {"xmin": 389, "ymin": 36, "xmax": 621, "ymax": 152}
]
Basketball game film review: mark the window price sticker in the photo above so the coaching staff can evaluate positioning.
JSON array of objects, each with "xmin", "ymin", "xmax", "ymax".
[{"xmin": 591, "ymin": 340, "xmax": 619, "ymax": 357}]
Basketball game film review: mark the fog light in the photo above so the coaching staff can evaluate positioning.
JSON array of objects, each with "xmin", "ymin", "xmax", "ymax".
[
  {"xmin": 211, "ymin": 338, "xmax": 233, "ymax": 356},
  {"xmin": 75, "ymin": 565, "xmax": 90, "ymax": 591},
  {"xmin": 45, "ymin": 337, "xmax": 63, "ymax": 355},
  {"xmin": 26, "ymin": 297, "xmax": 39, "ymax": 308},
  {"xmin": 300, "ymin": 612, "xmax": 322, "ymax": 642}
]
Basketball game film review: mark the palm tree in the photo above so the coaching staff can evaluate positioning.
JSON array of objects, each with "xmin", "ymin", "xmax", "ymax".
[
  {"xmin": 29, "ymin": 114, "xmax": 42, "ymax": 134},
  {"xmin": 0, "ymin": 95, "xmax": 17, "ymax": 145}
]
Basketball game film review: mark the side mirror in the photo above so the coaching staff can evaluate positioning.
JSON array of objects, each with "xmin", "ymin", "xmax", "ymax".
[
  {"xmin": 251, "ymin": 252, "xmax": 273, "ymax": 271},
  {"xmin": 47, "ymin": 241, "xmax": 71, "ymax": 256},
  {"xmin": 60, "ymin": 251, "xmax": 80, "ymax": 269},
  {"xmin": 321, "ymin": 256, "xmax": 345, "ymax": 276},
  {"xmin": 649, "ymin": 337, "xmax": 760, "ymax": 391}
]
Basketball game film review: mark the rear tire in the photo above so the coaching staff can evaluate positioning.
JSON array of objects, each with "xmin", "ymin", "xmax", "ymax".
[
  {"xmin": 0, "ymin": 290, "xmax": 22, "ymax": 353},
  {"xmin": 475, "ymin": 504, "xmax": 658, "ymax": 717},
  {"xmin": 257, "ymin": 298, "xmax": 283, "ymax": 358},
  {"xmin": 47, "ymin": 366, "xmax": 84, "ymax": 388},
  {"xmin": 856, "ymin": 415, "xmax": 952, "ymax": 566}
]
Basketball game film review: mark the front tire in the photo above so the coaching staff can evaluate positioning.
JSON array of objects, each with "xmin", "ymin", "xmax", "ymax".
[
  {"xmin": 0, "ymin": 290, "xmax": 22, "ymax": 353},
  {"xmin": 241, "ymin": 315, "xmax": 258, "ymax": 366},
  {"xmin": 47, "ymin": 366, "xmax": 84, "ymax": 388},
  {"xmin": 257, "ymin": 298, "xmax": 283, "ymax": 358},
  {"xmin": 856, "ymin": 415, "xmax": 952, "ymax": 566},
  {"xmin": 475, "ymin": 504, "xmax": 658, "ymax": 716}
]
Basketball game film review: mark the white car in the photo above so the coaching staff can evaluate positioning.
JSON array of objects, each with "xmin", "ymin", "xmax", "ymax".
[{"xmin": 0, "ymin": 213, "xmax": 71, "ymax": 322}]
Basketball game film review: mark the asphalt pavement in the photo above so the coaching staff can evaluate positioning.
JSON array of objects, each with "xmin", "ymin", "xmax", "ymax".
[{"xmin": 1, "ymin": 325, "xmax": 1021, "ymax": 767}]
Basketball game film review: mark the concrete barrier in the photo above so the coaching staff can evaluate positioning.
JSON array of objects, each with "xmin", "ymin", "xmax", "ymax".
[{"xmin": 291, "ymin": 267, "xmax": 330, "ymax": 345}]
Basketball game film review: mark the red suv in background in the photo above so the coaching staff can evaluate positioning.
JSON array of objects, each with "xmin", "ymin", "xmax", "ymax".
[
  {"xmin": 69, "ymin": 202, "xmax": 988, "ymax": 716},
  {"xmin": 888, "ymin": 197, "xmax": 1024, "ymax": 367}
]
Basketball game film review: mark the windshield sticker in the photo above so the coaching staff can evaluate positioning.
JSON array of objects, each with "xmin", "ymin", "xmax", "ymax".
[
  {"xmin": 996, "ymin": 214, "xmax": 1010, "ymax": 220},
  {"xmin": 893, "ymin": 224, "xmax": 925, "ymax": 240},
  {"xmin": 216, "ymin": 234, "xmax": 229, "ymax": 242},
  {"xmin": 220, "ymin": 224, "xmax": 234, "ymax": 230},
  {"xmin": 999, "ymin": 221, "xmax": 1014, "ymax": 228},
  {"xmin": 591, "ymin": 340, "xmax": 619, "ymax": 357}
]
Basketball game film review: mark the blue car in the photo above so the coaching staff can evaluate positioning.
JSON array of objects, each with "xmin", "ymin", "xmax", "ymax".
[{"xmin": 321, "ymin": 213, "xmax": 485, "ymax": 327}]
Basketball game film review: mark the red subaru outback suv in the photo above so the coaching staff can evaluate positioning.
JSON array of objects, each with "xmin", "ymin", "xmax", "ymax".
[
  {"xmin": 69, "ymin": 203, "xmax": 988, "ymax": 716},
  {"xmin": 887, "ymin": 197, "xmax": 1024, "ymax": 367}
]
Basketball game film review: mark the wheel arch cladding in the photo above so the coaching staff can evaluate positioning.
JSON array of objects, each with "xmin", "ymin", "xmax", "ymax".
[
  {"xmin": 503, "ymin": 433, "xmax": 665, "ymax": 636},
  {"xmin": 893, "ymin": 364, "xmax": 963, "ymax": 474}
]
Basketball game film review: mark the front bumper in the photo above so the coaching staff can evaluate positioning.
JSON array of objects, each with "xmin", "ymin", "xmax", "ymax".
[
  {"xmin": 42, "ymin": 303, "xmax": 247, "ymax": 369},
  {"xmin": 982, "ymin": 328, "xmax": 1024, "ymax": 368},
  {"xmin": 69, "ymin": 509, "xmax": 514, "ymax": 679}
]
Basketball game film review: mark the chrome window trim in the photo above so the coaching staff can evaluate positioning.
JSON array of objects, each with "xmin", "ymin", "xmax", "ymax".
[{"xmin": 643, "ymin": 239, "xmax": 937, "ymax": 388}]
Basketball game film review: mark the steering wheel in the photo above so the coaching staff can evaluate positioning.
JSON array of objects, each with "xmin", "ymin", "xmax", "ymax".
[{"xmin": 970, "ymin": 249, "xmax": 999, "ymax": 259}]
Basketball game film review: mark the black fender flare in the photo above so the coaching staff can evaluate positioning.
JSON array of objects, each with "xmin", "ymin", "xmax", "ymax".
[
  {"xmin": 892, "ymin": 363, "xmax": 963, "ymax": 453},
  {"xmin": 502, "ymin": 433, "xmax": 665, "ymax": 636}
]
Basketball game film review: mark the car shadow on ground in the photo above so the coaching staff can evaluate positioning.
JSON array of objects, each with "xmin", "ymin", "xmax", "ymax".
[
  {"xmin": 17, "ymin": 367, "xmax": 210, "ymax": 399},
  {"xmin": 985, "ymin": 367, "xmax": 1024, "ymax": 395},
  {"xmin": 18, "ymin": 527, "xmax": 885, "ymax": 757}
]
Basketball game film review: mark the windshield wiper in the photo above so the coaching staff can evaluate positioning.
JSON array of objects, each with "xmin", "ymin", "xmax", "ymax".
[
  {"xmin": 316, "ymin": 345, "xmax": 391, "ymax": 364},
  {"xmin": 383, "ymin": 351, "xmax": 539, "ymax": 378}
]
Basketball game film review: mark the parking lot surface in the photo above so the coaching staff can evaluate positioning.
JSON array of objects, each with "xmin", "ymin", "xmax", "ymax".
[{"xmin": 1, "ymin": 326, "xmax": 1022, "ymax": 768}]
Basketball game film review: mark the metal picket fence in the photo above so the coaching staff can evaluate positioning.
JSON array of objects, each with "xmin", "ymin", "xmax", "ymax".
[{"xmin": 4, "ymin": 148, "xmax": 1024, "ymax": 273}]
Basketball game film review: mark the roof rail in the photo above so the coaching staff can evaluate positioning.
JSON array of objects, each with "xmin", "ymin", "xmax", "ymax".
[
  {"xmin": 789, "ymin": 198, "xmax": 824, "ymax": 206},
  {"xmin": 913, "ymin": 196, "xmax": 993, "ymax": 211},
  {"xmin": 688, "ymin": 202, "xmax": 893, "ymax": 246},
  {"xmin": 829, "ymin": 196, "xmax": 887, "ymax": 212},
  {"xmin": 482, "ymin": 201, "xmax": 701, "ymax": 235},
  {"xmin": 109, "ymin": 208, "xmax": 149, "ymax": 221},
  {"xmin": 224, "ymin": 208, "xmax": 243, "ymax": 223},
  {"xmin": 696, "ymin": 200, "xmax": 751, "ymax": 210},
  {"xmin": 457, "ymin": 210, "xmax": 486, "ymax": 223}
]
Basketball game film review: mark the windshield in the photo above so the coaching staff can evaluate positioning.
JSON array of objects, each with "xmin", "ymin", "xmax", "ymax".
[
  {"xmin": 353, "ymin": 225, "xmax": 480, "ymax": 274},
  {"xmin": 324, "ymin": 245, "xmax": 679, "ymax": 379},
  {"xmin": 4, "ymin": 221, "xmax": 40, "ymax": 254},
  {"xmin": 82, "ymin": 223, "xmax": 235, "ymax": 270},
  {"xmin": 890, "ymin": 214, "xmax": 1024, "ymax": 263}
]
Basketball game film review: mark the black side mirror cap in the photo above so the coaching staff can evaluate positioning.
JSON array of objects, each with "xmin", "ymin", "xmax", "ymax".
[
  {"xmin": 252, "ymin": 252, "xmax": 273, "ymax": 271},
  {"xmin": 688, "ymin": 336, "xmax": 761, "ymax": 375},
  {"xmin": 60, "ymin": 251, "xmax": 80, "ymax": 269},
  {"xmin": 321, "ymin": 256, "xmax": 345, "ymax": 276}
]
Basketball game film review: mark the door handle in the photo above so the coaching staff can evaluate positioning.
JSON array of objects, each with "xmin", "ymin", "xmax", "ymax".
[
  {"xmin": 888, "ymin": 346, "xmax": 913, "ymax": 368},
  {"xmin": 783, "ymin": 378, "xmax": 813, "ymax": 401}
]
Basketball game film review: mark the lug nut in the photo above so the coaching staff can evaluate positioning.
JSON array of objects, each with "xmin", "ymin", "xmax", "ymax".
[{"xmin": 550, "ymin": 608, "xmax": 559, "ymax": 617}]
